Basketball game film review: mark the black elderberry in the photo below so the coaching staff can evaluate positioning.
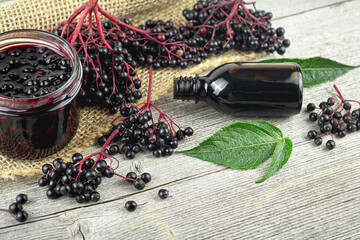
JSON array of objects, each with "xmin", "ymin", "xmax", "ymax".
[
  {"xmin": 347, "ymin": 123, "xmax": 357, "ymax": 133},
  {"xmin": 76, "ymin": 194, "xmax": 87, "ymax": 203},
  {"xmin": 104, "ymin": 168, "xmax": 114, "ymax": 178},
  {"xmin": 109, "ymin": 145, "xmax": 120, "ymax": 155},
  {"xmin": 158, "ymin": 189, "xmax": 170, "ymax": 199},
  {"xmin": 42, "ymin": 164, "xmax": 53, "ymax": 174},
  {"xmin": 152, "ymin": 149, "xmax": 162, "ymax": 158},
  {"xmin": 85, "ymin": 169, "xmax": 98, "ymax": 181},
  {"xmin": 90, "ymin": 191, "xmax": 100, "ymax": 202},
  {"xmin": 314, "ymin": 137, "xmax": 323, "ymax": 146},
  {"xmin": 319, "ymin": 114, "xmax": 330, "ymax": 123},
  {"xmin": 155, "ymin": 137, "xmax": 165, "ymax": 146},
  {"xmin": 61, "ymin": 175, "xmax": 72, "ymax": 185},
  {"xmin": 163, "ymin": 147, "xmax": 174, "ymax": 156},
  {"xmin": 323, "ymin": 123, "xmax": 332, "ymax": 132},
  {"xmin": 9, "ymin": 203, "xmax": 22, "ymax": 214},
  {"xmin": 352, "ymin": 110, "xmax": 360, "ymax": 118},
  {"xmin": 60, "ymin": 185, "xmax": 72, "ymax": 195},
  {"xmin": 126, "ymin": 172, "xmax": 137, "ymax": 183},
  {"xmin": 184, "ymin": 127, "xmax": 194, "ymax": 136},
  {"xmin": 125, "ymin": 201, "xmax": 137, "ymax": 212},
  {"xmin": 323, "ymin": 106, "xmax": 333, "ymax": 115},
  {"xmin": 307, "ymin": 103, "xmax": 316, "ymax": 111},
  {"xmin": 327, "ymin": 97, "xmax": 335, "ymax": 106},
  {"xmin": 98, "ymin": 136, "xmax": 107, "ymax": 146},
  {"xmin": 49, "ymin": 171, "xmax": 60, "ymax": 181},
  {"xmin": 15, "ymin": 211, "xmax": 28, "ymax": 222},
  {"xmin": 326, "ymin": 140, "xmax": 336, "ymax": 150},
  {"xmin": 307, "ymin": 130, "xmax": 317, "ymax": 139},
  {"xmin": 134, "ymin": 179, "xmax": 146, "ymax": 190},
  {"xmin": 343, "ymin": 102, "xmax": 352, "ymax": 110},
  {"xmin": 46, "ymin": 189, "xmax": 59, "ymax": 199},
  {"xmin": 132, "ymin": 144, "xmax": 141, "ymax": 153},
  {"xmin": 125, "ymin": 150, "xmax": 136, "ymax": 159},
  {"xmin": 333, "ymin": 112, "xmax": 342, "ymax": 120},
  {"xmin": 338, "ymin": 129, "xmax": 347, "ymax": 138},
  {"xmin": 72, "ymin": 181, "xmax": 85, "ymax": 194},
  {"xmin": 141, "ymin": 173, "xmax": 151, "ymax": 183},
  {"xmin": 343, "ymin": 114, "xmax": 352, "ymax": 124},
  {"xmin": 38, "ymin": 176, "xmax": 48, "ymax": 187},
  {"xmin": 96, "ymin": 160, "xmax": 108, "ymax": 172},
  {"xmin": 319, "ymin": 102, "xmax": 327, "ymax": 109},
  {"xmin": 83, "ymin": 158, "xmax": 95, "ymax": 169},
  {"xmin": 72, "ymin": 153, "xmax": 83, "ymax": 163},
  {"xmin": 48, "ymin": 179, "xmax": 57, "ymax": 189}
]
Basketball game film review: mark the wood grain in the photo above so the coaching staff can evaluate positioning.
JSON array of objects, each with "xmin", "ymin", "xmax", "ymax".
[{"xmin": 0, "ymin": 0, "xmax": 360, "ymax": 239}]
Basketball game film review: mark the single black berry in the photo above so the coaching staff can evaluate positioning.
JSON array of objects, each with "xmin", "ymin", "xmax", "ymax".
[
  {"xmin": 314, "ymin": 137, "xmax": 323, "ymax": 146},
  {"xmin": 9, "ymin": 203, "xmax": 22, "ymax": 214},
  {"xmin": 326, "ymin": 140, "xmax": 336, "ymax": 150},
  {"xmin": 15, "ymin": 211, "xmax": 28, "ymax": 222},
  {"xmin": 141, "ymin": 173, "xmax": 151, "ymax": 183},
  {"xmin": 15, "ymin": 194, "xmax": 28, "ymax": 204},
  {"xmin": 307, "ymin": 130, "xmax": 317, "ymax": 139},
  {"xmin": 90, "ymin": 191, "xmax": 100, "ymax": 202},
  {"xmin": 158, "ymin": 189, "xmax": 170, "ymax": 199},
  {"xmin": 134, "ymin": 179, "xmax": 146, "ymax": 190},
  {"xmin": 126, "ymin": 172, "xmax": 137, "ymax": 183},
  {"xmin": 125, "ymin": 201, "xmax": 137, "ymax": 212},
  {"xmin": 343, "ymin": 102, "xmax": 352, "ymax": 110},
  {"xmin": 309, "ymin": 112, "xmax": 318, "ymax": 122},
  {"xmin": 306, "ymin": 103, "xmax": 316, "ymax": 111}
]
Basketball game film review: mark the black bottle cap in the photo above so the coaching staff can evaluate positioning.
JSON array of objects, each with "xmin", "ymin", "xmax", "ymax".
[{"xmin": 173, "ymin": 74, "xmax": 201, "ymax": 103}]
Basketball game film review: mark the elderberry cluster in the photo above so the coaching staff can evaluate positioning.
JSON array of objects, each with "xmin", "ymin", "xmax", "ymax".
[
  {"xmin": 125, "ymin": 172, "xmax": 151, "ymax": 190},
  {"xmin": 55, "ymin": 0, "xmax": 289, "ymax": 112},
  {"xmin": 98, "ymin": 105, "xmax": 194, "ymax": 159},
  {"xmin": 307, "ymin": 97, "xmax": 360, "ymax": 150},
  {"xmin": 181, "ymin": 0, "xmax": 290, "ymax": 54},
  {"xmin": 38, "ymin": 154, "xmax": 109, "ymax": 203},
  {"xmin": 7, "ymin": 194, "xmax": 28, "ymax": 222}
]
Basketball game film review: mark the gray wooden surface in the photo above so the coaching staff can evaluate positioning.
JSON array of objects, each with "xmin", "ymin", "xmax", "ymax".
[{"xmin": 0, "ymin": 0, "xmax": 360, "ymax": 239}]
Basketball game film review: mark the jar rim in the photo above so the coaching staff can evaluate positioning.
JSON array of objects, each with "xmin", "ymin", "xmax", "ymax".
[{"xmin": 0, "ymin": 29, "xmax": 82, "ymax": 109}]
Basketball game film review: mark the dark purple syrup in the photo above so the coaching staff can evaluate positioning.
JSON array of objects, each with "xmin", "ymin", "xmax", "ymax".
[
  {"xmin": 0, "ymin": 45, "xmax": 72, "ymax": 98},
  {"xmin": 0, "ymin": 44, "xmax": 80, "ymax": 160}
]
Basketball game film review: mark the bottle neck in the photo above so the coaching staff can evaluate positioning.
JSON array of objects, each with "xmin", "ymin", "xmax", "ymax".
[{"xmin": 173, "ymin": 74, "xmax": 207, "ymax": 103}]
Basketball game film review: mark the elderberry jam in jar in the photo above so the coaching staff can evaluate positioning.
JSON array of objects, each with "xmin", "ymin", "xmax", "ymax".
[
  {"xmin": 0, "ymin": 29, "xmax": 82, "ymax": 160},
  {"xmin": 174, "ymin": 62, "xmax": 303, "ymax": 116}
]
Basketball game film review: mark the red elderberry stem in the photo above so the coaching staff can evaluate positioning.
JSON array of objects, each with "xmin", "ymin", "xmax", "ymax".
[
  {"xmin": 113, "ymin": 172, "xmax": 136, "ymax": 182},
  {"xmin": 333, "ymin": 84, "xmax": 345, "ymax": 102},
  {"xmin": 69, "ymin": 5, "xmax": 92, "ymax": 45},
  {"xmin": 100, "ymin": 129, "xmax": 120, "ymax": 153},
  {"xmin": 94, "ymin": 5, "xmax": 112, "ymax": 50},
  {"xmin": 136, "ymin": 202, "xmax": 148, "ymax": 206}
]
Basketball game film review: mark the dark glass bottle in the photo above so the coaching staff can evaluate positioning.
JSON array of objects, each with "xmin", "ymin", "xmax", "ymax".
[{"xmin": 173, "ymin": 62, "xmax": 303, "ymax": 116}]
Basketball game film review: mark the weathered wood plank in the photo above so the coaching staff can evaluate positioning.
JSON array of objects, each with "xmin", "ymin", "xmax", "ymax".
[{"xmin": 0, "ymin": 0, "xmax": 359, "ymax": 239}]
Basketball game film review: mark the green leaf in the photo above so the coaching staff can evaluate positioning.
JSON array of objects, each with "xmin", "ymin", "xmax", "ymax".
[
  {"xmin": 234, "ymin": 120, "xmax": 283, "ymax": 139},
  {"xmin": 178, "ymin": 121, "xmax": 293, "ymax": 183},
  {"xmin": 260, "ymin": 57, "xmax": 359, "ymax": 87},
  {"xmin": 255, "ymin": 137, "xmax": 293, "ymax": 183}
]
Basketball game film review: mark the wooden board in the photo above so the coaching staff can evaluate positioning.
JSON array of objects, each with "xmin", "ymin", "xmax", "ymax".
[{"xmin": 0, "ymin": 0, "xmax": 360, "ymax": 239}]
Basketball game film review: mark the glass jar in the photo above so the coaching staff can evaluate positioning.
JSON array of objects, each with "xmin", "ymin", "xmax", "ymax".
[{"xmin": 0, "ymin": 29, "xmax": 82, "ymax": 160}]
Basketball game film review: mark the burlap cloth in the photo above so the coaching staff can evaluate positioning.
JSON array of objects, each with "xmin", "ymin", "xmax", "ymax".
[{"xmin": 0, "ymin": 0, "xmax": 265, "ymax": 178}]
